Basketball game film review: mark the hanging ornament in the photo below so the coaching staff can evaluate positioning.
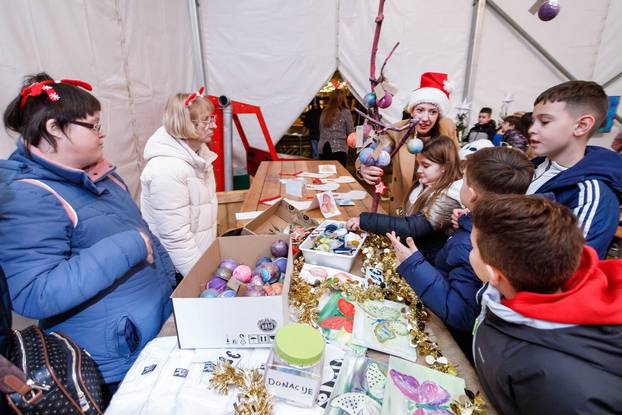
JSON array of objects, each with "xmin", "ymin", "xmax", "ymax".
[
  {"xmin": 538, "ymin": 0, "xmax": 560, "ymax": 21},
  {"xmin": 364, "ymin": 92, "xmax": 377, "ymax": 108},
  {"xmin": 347, "ymin": 132, "xmax": 357, "ymax": 148},
  {"xmin": 375, "ymin": 150, "xmax": 391, "ymax": 167},
  {"xmin": 377, "ymin": 92, "xmax": 393, "ymax": 109},
  {"xmin": 358, "ymin": 147, "xmax": 376, "ymax": 166},
  {"xmin": 406, "ymin": 138, "xmax": 424, "ymax": 154}
]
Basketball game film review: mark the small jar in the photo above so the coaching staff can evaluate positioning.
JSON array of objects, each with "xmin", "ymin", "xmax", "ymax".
[{"xmin": 264, "ymin": 323, "xmax": 325, "ymax": 407}]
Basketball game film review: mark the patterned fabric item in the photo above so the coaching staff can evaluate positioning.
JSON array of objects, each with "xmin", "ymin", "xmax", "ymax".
[{"xmin": 6, "ymin": 326, "xmax": 104, "ymax": 414}]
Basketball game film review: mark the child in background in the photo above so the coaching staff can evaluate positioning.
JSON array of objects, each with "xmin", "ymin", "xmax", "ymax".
[
  {"xmin": 466, "ymin": 107, "xmax": 496, "ymax": 142},
  {"xmin": 141, "ymin": 89, "xmax": 219, "ymax": 278},
  {"xmin": 492, "ymin": 115, "xmax": 520, "ymax": 146},
  {"xmin": 470, "ymin": 194, "xmax": 622, "ymax": 414},
  {"xmin": 347, "ymin": 136, "xmax": 462, "ymax": 261},
  {"xmin": 527, "ymin": 80, "xmax": 622, "ymax": 258},
  {"xmin": 387, "ymin": 147, "xmax": 533, "ymax": 361}
]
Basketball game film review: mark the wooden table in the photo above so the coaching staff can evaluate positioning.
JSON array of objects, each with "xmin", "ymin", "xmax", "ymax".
[
  {"xmin": 157, "ymin": 159, "xmax": 496, "ymax": 412},
  {"xmin": 238, "ymin": 160, "xmax": 376, "ymax": 227}
]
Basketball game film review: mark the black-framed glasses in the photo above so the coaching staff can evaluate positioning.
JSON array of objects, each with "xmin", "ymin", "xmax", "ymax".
[{"xmin": 69, "ymin": 120, "xmax": 103, "ymax": 134}]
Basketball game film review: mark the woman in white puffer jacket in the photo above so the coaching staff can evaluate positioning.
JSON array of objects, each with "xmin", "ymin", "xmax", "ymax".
[{"xmin": 140, "ymin": 90, "xmax": 218, "ymax": 277}]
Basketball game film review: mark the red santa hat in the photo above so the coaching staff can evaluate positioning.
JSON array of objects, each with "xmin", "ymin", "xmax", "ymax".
[{"xmin": 407, "ymin": 72, "xmax": 453, "ymax": 116}]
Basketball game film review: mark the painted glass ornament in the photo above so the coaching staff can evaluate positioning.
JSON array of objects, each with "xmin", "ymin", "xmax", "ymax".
[
  {"xmin": 538, "ymin": 0, "xmax": 560, "ymax": 21},
  {"xmin": 406, "ymin": 138, "xmax": 424, "ymax": 154},
  {"xmin": 364, "ymin": 92, "xmax": 377, "ymax": 108},
  {"xmin": 358, "ymin": 148, "xmax": 376, "ymax": 166}
]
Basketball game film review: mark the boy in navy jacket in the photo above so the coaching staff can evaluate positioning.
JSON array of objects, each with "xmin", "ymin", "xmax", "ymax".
[
  {"xmin": 470, "ymin": 195, "xmax": 622, "ymax": 415},
  {"xmin": 387, "ymin": 147, "xmax": 534, "ymax": 361},
  {"xmin": 527, "ymin": 81, "xmax": 622, "ymax": 258}
]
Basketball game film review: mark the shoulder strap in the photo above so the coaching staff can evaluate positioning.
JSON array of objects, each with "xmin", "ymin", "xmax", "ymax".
[{"xmin": 17, "ymin": 179, "xmax": 78, "ymax": 227}]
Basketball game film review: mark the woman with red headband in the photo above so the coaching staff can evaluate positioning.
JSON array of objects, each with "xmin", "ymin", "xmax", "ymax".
[
  {"xmin": 0, "ymin": 73, "xmax": 175, "ymax": 403},
  {"xmin": 140, "ymin": 89, "xmax": 218, "ymax": 279}
]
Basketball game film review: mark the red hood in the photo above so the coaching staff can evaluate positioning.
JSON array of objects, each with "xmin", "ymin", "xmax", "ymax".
[{"xmin": 502, "ymin": 246, "xmax": 622, "ymax": 325}]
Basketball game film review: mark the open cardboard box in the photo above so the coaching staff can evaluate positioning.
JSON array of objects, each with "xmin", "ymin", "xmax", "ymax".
[
  {"xmin": 171, "ymin": 234, "xmax": 293, "ymax": 349},
  {"xmin": 222, "ymin": 199, "xmax": 319, "ymax": 236}
]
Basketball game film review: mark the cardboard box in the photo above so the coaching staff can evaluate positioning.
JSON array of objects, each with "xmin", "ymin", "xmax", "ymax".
[
  {"xmin": 222, "ymin": 200, "xmax": 319, "ymax": 236},
  {"xmin": 300, "ymin": 220, "xmax": 367, "ymax": 272},
  {"xmin": 171, "ymin": 234, "xmax": 293, "ymax": 349}
]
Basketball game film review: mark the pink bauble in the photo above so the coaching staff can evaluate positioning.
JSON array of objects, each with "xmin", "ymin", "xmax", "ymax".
[
  {"xmin": 377, "ymin": 92, "xmax": 393, "ymax": 109},
  {"xmin": 538, "ymin": 0, "xmax": 560, "ymax": 21},
  {"xmin": 232, "ymin": 265, "xmax": 252, "ymax": 283}
]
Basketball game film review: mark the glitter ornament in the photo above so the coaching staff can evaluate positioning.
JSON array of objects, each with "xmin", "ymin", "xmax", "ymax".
[
  {"xmin": 358, "ymin": 147, "xmax": 376, "ymax": 166},
  {"xmin": 219, "ymin": 258, "xmax": 238, "ymax": 272},
  {"xmin": 375, "ymin": 150, "xmax": 391, "ymax": 168},
  {"xmin": 213, "ymin": 266, "xmax": 233, "ymax": 281},
  {"xmin": 273, "ymin": 257, "xmax": 288, "ymax": 274},
  {"xmin": 199, "ymin": 288, "xmax": 219, "ymax": 298},
  {"xmin": 406, "ymin": 138, "xmax": 424, "ymax": 154},
  {"xmin": 233, "ymin": 265, "xmax": 252, "ymax": 283},
  {"xmin": 364, "ymin": 92, "xmax": 377, "ymax": 108},
  {"xmin": 271, "ymin": 240, "xmax": 289, "ymax": 258},
  {"xmin": 207, "ymin": 277, "xmax": 227, "ymax": 293},
  {"xmin": 377, "ymin": 92, "xmax": 393, "ymax": 109},
  {"xmin": 255, "ymin": 256, "xmax": 272, "ymax": 268},
  {"xmin": 538, "ymin": 0, "xmax": 560, "ymax": 21},
  {"xmin": 258, "ymin": 262, "xmax": 280, "ymax": 284}
]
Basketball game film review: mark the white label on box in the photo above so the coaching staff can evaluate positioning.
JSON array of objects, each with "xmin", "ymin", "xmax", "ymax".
[{"xmin": 265, "ymin": 368, "xmax": 318, "ymax": 407}]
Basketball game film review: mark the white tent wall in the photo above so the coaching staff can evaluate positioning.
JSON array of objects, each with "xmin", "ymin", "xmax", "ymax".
[
  {"xmin": 199, "ymin": 0, "xmax": 338, "ymax": 169},
  {"xmin": 0, "ymin": 0, "xmax": 198, "ymax": 197}
]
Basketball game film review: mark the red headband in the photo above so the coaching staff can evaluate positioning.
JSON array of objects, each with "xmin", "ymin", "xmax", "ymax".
[
  {"xmin": 19, "ymin": 79, "xmax": 93, "ymax": 108},
  {"xmin": 184, "ymin": 85, "xmax": 205, "ymax": 106}
]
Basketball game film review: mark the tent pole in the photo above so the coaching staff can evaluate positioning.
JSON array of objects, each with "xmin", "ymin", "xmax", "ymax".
[
  {"xmin": 188, "ymin": 0, "xmax": 208, "ymax": 89},
  {"xmin": 603, "ymin": 71, "xmax": 622, "ymax": 89},
  {"xmin": 463, "ymin": 0, "xmax": 487, "ymax": 104},
  {"xmin": 488, "ymin": 0, "xmax": 576, "ymax": 81}
]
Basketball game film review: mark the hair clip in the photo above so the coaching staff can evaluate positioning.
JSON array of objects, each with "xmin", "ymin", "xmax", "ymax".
[
  {"xmin": 184, "ymin": 85, "xmax": 205, "ymax": 106},
  {"xmin": 19, "ymin": 79, "xmax": 93, "ymax": 108}
]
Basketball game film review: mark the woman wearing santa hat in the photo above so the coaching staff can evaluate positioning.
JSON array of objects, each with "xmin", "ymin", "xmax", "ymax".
[{"xmin": 357, "ymin": 72, "xmax": 458, "ymax": 215}]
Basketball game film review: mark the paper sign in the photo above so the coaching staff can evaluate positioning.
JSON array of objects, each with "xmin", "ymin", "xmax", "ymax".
[
  {"xmin": 336, "ymin": 199, "xmax": 355, "ymax": 206},
  {"xmin": 298, "ymin": 172, "xmax": 333, "ymax": 179},
  {"xmin": 355, "ymin": 125, "xmax": 364, "ymax": 148},
  {"xmin": 316, "ymin": 192, "xmax": 341, "ymax": 218},
  {"xmin": 382, "ymin": 80, "xmax": 399, "ymax": 95},
  {"xmin": 318, "ymin": 165, "xmax": 337, "ymax": 175},
  {"xmin": 306, "ymin": 183, "xmax": 340, "ymax": 192},
  {"xmin": 284, "ymin": 179, "xmax": 304, "ymax": 198},
  {"xmin": 374, "ymin": 83, "xmax": 386, "ymax": 100}
]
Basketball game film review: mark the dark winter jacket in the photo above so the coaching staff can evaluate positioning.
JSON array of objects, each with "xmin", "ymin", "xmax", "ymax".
[
  {"xmin": 466, "ymin": 120, "xmax": 496, "ymax": 142},
  {"xmin": 396, "ymin": 214, "xmax": 481, "ymax": 361},
  {"xmin": 532, "ymin": 146, "xmax": 622, "ymax": 258},
  {"xmin": 474, "ymin": 247, "xmax": 622, "ymax": 415},
  {"xmin": 0, "ymin": 141, "xmax": 175, "ymax": 383}
]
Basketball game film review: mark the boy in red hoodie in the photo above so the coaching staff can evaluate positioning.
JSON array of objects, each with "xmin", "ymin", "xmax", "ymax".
[{"xmin": 470, "ymin": 194, "xmax": 622, "ymax": 415}]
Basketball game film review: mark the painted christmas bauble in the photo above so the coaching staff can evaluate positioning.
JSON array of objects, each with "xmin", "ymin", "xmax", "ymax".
[
  {"xmin": 218, "ymin": 289, "xmax": 237, "ymax": 298},
  {"xmin": 271, "ymin": 240, "xmax": 289, "ymax": 258},
  {"xmin": 232, "ymin": 265, "xmax": 252, "ymax": 283},
  {"xmin": 376, "ymin": 135, "xmax": 395, "ymax": 154},
  {"xmin": 358, "ymin": 147, "xmax": 376, "ymax": 166},
  {"xmin": 364, "ymin": 92, "xmax": 377, "ymax": 108},
  {"xmin": 273, "ymin": 257, "xmax": 288, "ymax": 274},
  {"xmin": 199, "ymin": 288, "xmax": 219, "ymax": 298},
  {"xmin": 271, "ymin": 282, "xmax": 284, "ymax": 295},
  {"xmin": 347, "ymin": 132, "xmax": 357, "ymax": 148},
  {"xmin": 263, "ymin": 284, "xmax": 274, "ymax": 296},
  {"xmin": 207, "ymin": 277, "xmax": 227, "ymax": 293},
  {"xmin": 377, "ymin": 92, "xmax": 393, "ymax": 109},
  {"xmin": 376, "ymin": 150, "xmax": 391, "ymax": 168},
  {"xmin": 218, "ymin": 259, "xmax": 238, "ymax": 272},
  {"xmin": 245, "ymin": 286, "xmax": 266, "ymax": 297},
  {"xmin": 406, "ymin": 138, "xmax": 424, "ymax": 154},
  {"xmin": 538, "ymin": 0, "xmax": 560, "ymax": 21},
  {"xmin": 255, "ymin": 256, "xmax": 272, "ymax": 268},
  {"xmin": 250, "ymin": 273, "xmax": 264, "ymax": 287},
  {"xmin": 258, "ymin": 262, "xmax": 280, "ymax": 284},
  {"xmin": 213, "ymin": 266, "xmax": 232, "ymax": 281}
]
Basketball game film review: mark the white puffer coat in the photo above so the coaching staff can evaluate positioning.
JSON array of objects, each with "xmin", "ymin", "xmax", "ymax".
[{"xmin": 140, "ymin": 127, "xmax": 218, "ymax": 276}]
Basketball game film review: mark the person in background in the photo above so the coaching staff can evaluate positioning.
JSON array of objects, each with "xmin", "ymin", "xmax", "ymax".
[
  {"xmin": 492, "ymin": 115, "xmax": 520, "ymax": 146},
  {"xmin": 467, "ymin": 107, "xmax": 497, "ymax": 142},
  {"xmin": 318, "ymin": 89, "xmax": 354, "ymax": 166},
  {"xmin": 612, "ymin": 131, "xmax": 622, "ymax": 153},
  {"xmin": 301, "ymin": 98, "xmax": 323, "ymax": 159},
  {"xmin": 141, "ymin": 89, "xmax": 218, "ymax": 279},
  {"xmin": 0, "ymin": 73, "xmax": 175, "ymax": 403}
]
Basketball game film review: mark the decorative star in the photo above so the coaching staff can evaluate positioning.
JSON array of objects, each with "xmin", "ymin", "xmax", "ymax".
[
  {"xmin": 501, "ymin": 93, "xmax": 514, "ymax": 104},
  {"xmin": 375, "ymin": 181, "xmax": 387, "ymax": 195},
  {"xmin": 455, "ymin": 99, "xmax": 471, "ymax": 114}
]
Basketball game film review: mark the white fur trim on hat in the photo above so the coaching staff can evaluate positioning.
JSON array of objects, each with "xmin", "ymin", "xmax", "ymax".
[{"xmin": 407, "ymin": 87, "xmax": 450, "ymax": 116}]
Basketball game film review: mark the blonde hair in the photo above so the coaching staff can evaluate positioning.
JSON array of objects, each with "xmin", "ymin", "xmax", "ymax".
[{"xmin": 163, "ymin": 93, "xmax": 214, "ymax": 140}]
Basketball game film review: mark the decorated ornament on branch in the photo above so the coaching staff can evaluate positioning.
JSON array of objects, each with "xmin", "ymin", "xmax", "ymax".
[
  {"xmin": 538, "ymin": 0, "xmax": 560, "ymax": 21},
  {"xmin": 347, "ymin": 132, "xmax": 357, "ymax": 148},
  {"xmin": 375, "ymin": 150, "xmax": 391, "ymax": 168},
  {"xmin": 406, "ymin": 138, "xmax": 424, "ymax": 154},
  {"xmin": 377, "ymin": 92, "xmax": 393, "ymax": 109},
  {"xmin": 358, "ymin": 147, "xmax": 376, "ymax": 166},
  {"xmin": 364, "ymin": 92, "xmax": 377, "ymax": 108}
]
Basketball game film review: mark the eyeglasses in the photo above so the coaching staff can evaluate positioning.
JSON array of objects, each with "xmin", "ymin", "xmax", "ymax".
[
  {"xmin": 69, "ymin": 120, "xmax": 103, "ymax": 135},
  {"xmin": 192, "ymin": 114, "xmax": 217, "ymax": 129}
]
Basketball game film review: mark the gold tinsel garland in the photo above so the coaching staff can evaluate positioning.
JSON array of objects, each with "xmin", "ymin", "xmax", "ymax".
[{"xmin": 210, "ymin": 361, "xmax": 273, "ymax": 415}]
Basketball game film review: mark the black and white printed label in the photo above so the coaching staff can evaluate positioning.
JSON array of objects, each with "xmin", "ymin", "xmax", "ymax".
[{"xmin": 265, "ymin": 368, "xmax": 318, "ymax": 407}]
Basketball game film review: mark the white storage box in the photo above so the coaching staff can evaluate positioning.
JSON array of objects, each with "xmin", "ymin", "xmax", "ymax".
[{"xmin": 299, "ymin": 220, "xmax": 367, "ymax": 272}]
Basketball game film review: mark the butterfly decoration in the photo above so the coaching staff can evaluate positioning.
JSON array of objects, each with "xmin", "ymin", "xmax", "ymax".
[
  {"xmin": 389, "ymin": 369, "xmax": 454, "ymax": 415},
  {"xmin": 330, "ymin": 362, "xmax": 387, "ymax": 415},
  {"xmin": 361, "ymin": 303, "xmax": 410, "ymax": 343},
  {"xmin": 320, "ymin": 298, "xmax": 355, "ymax": 333}
]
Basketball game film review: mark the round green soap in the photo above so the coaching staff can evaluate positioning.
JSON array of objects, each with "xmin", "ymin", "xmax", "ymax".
[{"xmin": 275, "ymin": 323, "xmax": 325, "ymax": 366}]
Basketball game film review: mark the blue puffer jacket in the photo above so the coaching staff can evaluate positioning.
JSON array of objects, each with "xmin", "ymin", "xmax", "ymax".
[
  {"xmin": 533, "ymin": 146, "xmax": 622, "ymax": 259},
  {"xmin": 0, "ymin": 142, "xmax": 175, "ymax": 383},
  {"xmin": 396, "ymin": 214, "xmax": 482, "ymax": 361}
]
